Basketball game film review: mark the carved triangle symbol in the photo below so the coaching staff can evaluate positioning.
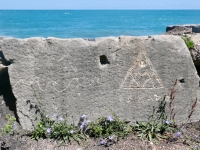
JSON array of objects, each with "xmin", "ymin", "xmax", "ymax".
[{"xmin": 121, "ymin": 50, "xmax": 163, "ymax": 89}]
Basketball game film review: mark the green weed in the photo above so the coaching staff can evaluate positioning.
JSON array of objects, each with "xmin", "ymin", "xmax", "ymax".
[
  {"xmin": 132, "ymin": 96, "xmax": 176, "ymax": 142},
  {"xmin": 30, "ymin": 114, "xmax": 88, "ymax": 145},
  {"xmin": 86, "ymin": 113, "xmax": 131, "ymax": 141},
  {"xmin": 0, "ymin": 114, "xmax": 16, "ymax": 136},
  {"xmin": 182, "ymin": 35, "xmax": 195, "ymax": 49}
]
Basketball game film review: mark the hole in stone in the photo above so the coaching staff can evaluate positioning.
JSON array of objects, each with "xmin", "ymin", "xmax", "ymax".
[
  {"xmin": 100, "ymin": 55, "xmax": 110, "ymax": 65},
  {"xmin": 179, "ymin": 78, "xmax": 185, "ymax": 83}
]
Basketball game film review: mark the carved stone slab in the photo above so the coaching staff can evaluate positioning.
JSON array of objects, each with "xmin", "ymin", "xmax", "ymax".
[{"xmin": 0, "ymin": 35, "xmax": 199, "ymax": 129}]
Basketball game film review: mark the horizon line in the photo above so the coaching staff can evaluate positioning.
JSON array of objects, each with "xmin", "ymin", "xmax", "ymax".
[{"xmin": 0, "ymin": 9, "xmax": 200, "ymax": 11}]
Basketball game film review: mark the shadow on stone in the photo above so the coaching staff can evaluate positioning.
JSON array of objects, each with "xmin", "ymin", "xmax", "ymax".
[
  {"xmin": 0, "ymin": 67, "xmax": 19, "ymax": 124},
  {"xmin": 0, "ymin": 51, "xmax": 14, "ymax": 66}
]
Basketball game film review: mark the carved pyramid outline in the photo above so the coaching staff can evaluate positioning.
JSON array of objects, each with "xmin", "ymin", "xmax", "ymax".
[{"xmin": 121, "ymin": 50, "xmax": 163, "ymax": 89}]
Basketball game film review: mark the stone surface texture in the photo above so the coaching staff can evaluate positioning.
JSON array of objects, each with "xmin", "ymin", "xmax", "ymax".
[{"xmin": 0, "ymin": 35, "xmax": 199, "ymax": 130}]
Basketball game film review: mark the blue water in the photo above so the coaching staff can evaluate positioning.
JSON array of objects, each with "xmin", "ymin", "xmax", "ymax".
[{"xmin": 0, "ymin": 10, "xmax": 200, "ymax": 38}]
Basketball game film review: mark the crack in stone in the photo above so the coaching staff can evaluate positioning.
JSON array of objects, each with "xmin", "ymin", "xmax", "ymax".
[{"xmin": 18, "ymin": 110, "xmax": 34, "ymax": 129}]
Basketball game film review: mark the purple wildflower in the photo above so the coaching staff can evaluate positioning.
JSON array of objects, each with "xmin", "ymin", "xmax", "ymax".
[
  {"xmin": 165, "ymin": 120, "xmax": 170, "ymax": 125},
  {"xmin": 13, "ymin": 123, "xmax": 17, "ymax": 130},
  {"xmin": 81, "ymin": 114, "xmax": 87, "ymax": 119},
  {"xmin": 80, "ymin": 122, "xmax": 85, "ymax": 129},
  {"xmin": 46, "ymin": 128, "xmax": 51, "ymax": 133},
  {"xmin": 86, "ymin": 120, "xmax": 91, "ymax": 124},
  {"xmin": 108, "ymin": 135, "xmax": 115, "ymax": 140},
  {"xmin": 59, "ymin": 117, "xmax": 64, "ymax": 121},
  {"xmin": 52, "ymin": 114, "xmax": 57, "ymax": 118},
  {"xmin": 70, "ymin": 130, "xmax": 74, "ymax": 134},
  {"xmin": 101, "ymin": 140, "xmax": 106, "ymax": 145},
  {"xmin": 194, "ymin": 145, "xmax": 199, "ymax": 149},
  {"xmin": 175, "ymin": 132, "xmax": 181, "ymax": 138},
  {"xmin": 194, "ymin": 135, "xmax": 198, "ymax": 140},
  {"xmin": 107, "ymin": 116, "xmax": 114, "ymax": 122}
]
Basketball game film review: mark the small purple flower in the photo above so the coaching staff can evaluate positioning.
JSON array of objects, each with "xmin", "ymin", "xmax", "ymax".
[
  {"xmin": 13, "ymin": 123, "xmax": 17, "ymax": 130},
  {"xmin": 101, "ymin": 140, "xmax": 106, "ymax": 145},
  {"xmin": 108, "ymin": 135, "xmax": 115, "ymax": 140},
  {"xmin": 194, "ymin": 145, "xmax": 199, "ymax": 149},
  {"xmin": 80, "ymin": 122, "xmax": 85, "ymax": 129},
  {"xmin": 70, "ymin": 130, "xmax": 74, "ymax": 134},
  {"xmin": 59, "ymin": 117, "xmax": 64, "ymax": 121},
  {"xmin": 46, "ymin": 128, "xmax": 51, "ymax": 133},
  {"xmin": 107, "ymin": 116, "xmax": 114, "ymax": 122},
  {"xmin": 52, "ymin": 114, "xmax": 57, "ymax": 118},
  {"xmin": 81, "ymin": 114, "xmax": 87, "ymax": 119},
  {"xmin": 165, "ymin": 120, "xmax": 170, "ymax": 125},
  {"xmin": 194, "ymin": 135, "xmax": 198, "ymax": 140},
  {"xmin": 175, "ymin": 132, "xmax": 181, "ymax": 138},
  {"xmin": 86, "ymin": 120, "xmax": 91, "ymax": 124}
]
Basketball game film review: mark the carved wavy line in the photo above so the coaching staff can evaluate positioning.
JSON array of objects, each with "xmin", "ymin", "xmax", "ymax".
[{"xmin": 13, "ymin": 77, "xmax": 101, "ymax": 92}]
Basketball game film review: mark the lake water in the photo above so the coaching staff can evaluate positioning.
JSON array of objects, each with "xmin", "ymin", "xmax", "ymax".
[{"xmin": 0, "ymin": 10, "xmax": 199, "ymax": 38}]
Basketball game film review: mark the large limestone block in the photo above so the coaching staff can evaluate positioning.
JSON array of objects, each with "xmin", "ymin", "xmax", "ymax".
[{"xmin": 0, "ymin": 35, "xmax": 199, "ymax": 130}]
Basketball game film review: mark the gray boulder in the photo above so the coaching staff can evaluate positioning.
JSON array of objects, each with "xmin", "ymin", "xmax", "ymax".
[
  {"xmin": 166, "ymin": 24, "xmax": 200, "ymax": 34},
  {"xmin": 0, "ymin": 35, "xmax": 199, "ymax": 130}
]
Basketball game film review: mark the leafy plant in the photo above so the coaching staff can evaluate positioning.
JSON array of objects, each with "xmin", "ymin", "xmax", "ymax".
[
  {"xmin": 31, "ymin": 115, "xmax": 55, "ymax": 140},
  {"xmin": 86, "ymin": 113, "xmax": 131, "ymax": 141},
  {"xmin": 0, "ymin": 114, "xmax": 16, "ymax": 136},
  {"xmin": 182, "ymin": 36, "xmax": 195, "ymax": 49},
  {"xmin": 51, "ymin": 121, "xmax": 87, "ymax": 144},
  {"xmin": 30, "ymin": 114, "xmax": 88, "ymax": 145},
  {"xmin": 132, "ymin": 96, "xmax": 174, "ymax": 141}
]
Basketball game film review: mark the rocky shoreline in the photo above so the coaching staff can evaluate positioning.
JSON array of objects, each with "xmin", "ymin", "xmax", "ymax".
[
  {"xmin": 165, "ymin": 24, "xmax": 200, "ymax": 75},
  {"xmin": 166, "ymin": 24, "xmax": 200, "ymax": 34}
]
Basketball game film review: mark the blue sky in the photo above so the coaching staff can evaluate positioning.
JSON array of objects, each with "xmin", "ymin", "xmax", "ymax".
[{"xmin": 0, "ymin": 0, "xmax": 199, "ymax": 10}]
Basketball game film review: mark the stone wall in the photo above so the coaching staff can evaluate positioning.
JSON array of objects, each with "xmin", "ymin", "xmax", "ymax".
[{"xmin": 0, "ymin": 35, "xmax": 199, "ymax": 130}]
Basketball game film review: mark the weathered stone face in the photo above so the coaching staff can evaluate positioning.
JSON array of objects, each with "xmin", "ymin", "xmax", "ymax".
[{"xmin": 0, "ymin": 35, "xmax": 199, "ymax": 130}]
